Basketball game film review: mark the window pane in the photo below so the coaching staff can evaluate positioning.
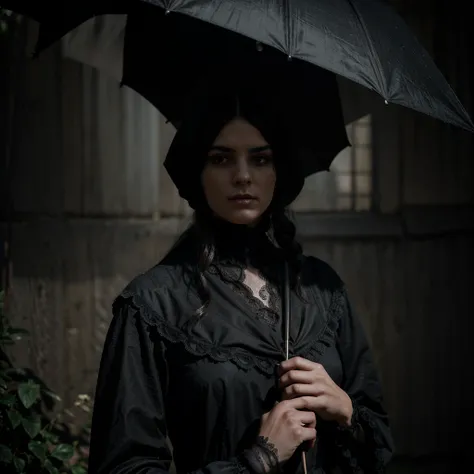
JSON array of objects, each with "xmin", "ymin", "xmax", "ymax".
[
  {"xmin": 291, "ymin": 172, "xmax": 338, "ymax": 211},
  {"xmin": 337, "ymin": 195, "xmax": 353, "ymax": 210},
  {"xmin": 337, "ymin": 173, "xmax": 353, "ymax": 194},
  {"xmin": 356, "ymin": 195, "xmax": 371, "ymax": 211},
  {"xmin": 352, "ymin": 122, "xmax": 372, "ymax": 146},
  {"xmin": 331, "ymin": 146, "xmax": 352, "ymax": 173},
  {"xmin": 355, "ymin": 147, "xmax": 372, "ymax": 173},
  {"xmin": 356, "ymin": 174, "xmax": 372, "ymax": 194}
]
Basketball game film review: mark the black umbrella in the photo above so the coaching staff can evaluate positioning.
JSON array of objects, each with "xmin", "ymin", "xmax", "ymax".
[
  {"xmin": 4, "ymin": 0, "xmax": 474, "ymax": 132},
  {"xmin": 20, "ymin": 3, "xmax": 354, "ymax": 177}
]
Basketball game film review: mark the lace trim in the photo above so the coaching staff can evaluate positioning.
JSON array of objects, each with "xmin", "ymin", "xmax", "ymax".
[
  {"xmin": 333, "ymin": 402, "xmax": 388, "ymax": 473},
  {"xmin": 119, "ymin": 285, "xmax": 345, "ymax": 377},
  {"xmin": 356, "ymin": 405, "xmax": 387, "ymax": 473},
  {"xmin": 240, "ymin": 437, "xmax": 281, "ymax": 474},
  {"xmin": 121, "ymin": 292, "xmax": 277, "ymax": 376},
  {"xmin": 209, "ymin": 264, "xmax": 281, "ymax": 327},
  {"xmin": 233, "ymin": 456, "xmax": 251, "ymax": 474}
]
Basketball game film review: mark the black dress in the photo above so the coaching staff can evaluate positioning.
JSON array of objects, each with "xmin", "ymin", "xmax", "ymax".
[{"xmin": 88, "ymin": 221, "xmax": 394, "ymax": 474}]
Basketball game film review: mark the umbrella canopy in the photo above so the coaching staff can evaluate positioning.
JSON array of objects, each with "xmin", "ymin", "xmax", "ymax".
[
  {"xmin": 4, "ymin": 0, "xmax": 473, "ymax": 132},
  {"xmin": 135, "ymin": 0, "xmax": 474, "ymax": 131},
  {"xmin": 15, "ymin": 3, "xmax": 353, "ymax": 179}
]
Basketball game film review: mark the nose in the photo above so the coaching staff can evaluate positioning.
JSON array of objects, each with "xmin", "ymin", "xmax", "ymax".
[{"xmin": 233, "ymin": 158, "xmax": 251, "ymax": 185}]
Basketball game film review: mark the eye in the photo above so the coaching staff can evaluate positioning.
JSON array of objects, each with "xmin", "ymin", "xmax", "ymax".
[
  {"xmin": 252, "ymin": 154, "xmax": 273, "ymax": 166},
  {"xmin": 207, "ymin": 154, "xmax": 229, "ymax": 165}
]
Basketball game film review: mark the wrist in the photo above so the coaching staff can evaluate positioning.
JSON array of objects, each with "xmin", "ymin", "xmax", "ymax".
[
  {"xmin": 340, "ymin": 395, "xmax": 354, "ymax": 427},
  {"xmin": 241, "ymin": 436, "xmax": 280, "ymax": 474}
]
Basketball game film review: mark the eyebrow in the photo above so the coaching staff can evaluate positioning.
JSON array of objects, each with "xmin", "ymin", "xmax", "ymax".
[{"xmin": 208, "ymin": 145, "xmax": 272, "ymax": 153}]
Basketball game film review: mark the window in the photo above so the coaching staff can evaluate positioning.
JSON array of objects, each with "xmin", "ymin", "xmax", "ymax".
[{"xmin": 290, "ymin": 114, "xmax": 374, "ymax": 213}]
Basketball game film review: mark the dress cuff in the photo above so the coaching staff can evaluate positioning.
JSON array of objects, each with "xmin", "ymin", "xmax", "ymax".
[
  {"xmin": 239, "ymin": 436, "xmax": 281, "ymax": 474},
  {"xmin": 329, "ymin": 401, "xmax": 388, "ymax": 473}
]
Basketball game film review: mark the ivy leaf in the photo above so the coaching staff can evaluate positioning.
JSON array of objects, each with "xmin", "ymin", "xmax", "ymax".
[
  {"xmin": 71, "ymin": 466, "xmax": 87, "ymax": 474},
  {"xmin": 22, "ymin": 415, "xmax": 42, "ymax": 439},
  {"xmin": 8, "ymin": 408, "xmax": 22, "ymax": 429},
  {"xmin": 13, "ymin": 456, "xmax": 26, "ymax": 472},
  {"xmin": 28, "ymin": 440, "xmax": 47, "ymax": 462},
  {"xmin": 50, "ymin": 443, "xmax": 74, "ymax": 461},
  {"xmin": 42, "ymin": 430, "xmax": 59, "ymax": 444},
  {"xmin": 18, "ymin": 381, "xmax": 40, "ymax": 409},
  {"xmin": 43, "ymin": 459, "xmax": 59, "ymax": 474},
  {"xmin": 0, "ymin": 444, "xmax": 13, "ymax": 463}
]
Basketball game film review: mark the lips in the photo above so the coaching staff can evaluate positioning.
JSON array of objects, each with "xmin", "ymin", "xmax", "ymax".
[{"xmin": 228, "ymin": 194, "xmax": 257, "ymax": 201}]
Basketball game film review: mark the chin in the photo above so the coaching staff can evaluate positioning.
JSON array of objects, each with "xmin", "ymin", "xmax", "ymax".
[{"xmin": 225, "ymin": 210, "xmax": 263, "ymax": 226}]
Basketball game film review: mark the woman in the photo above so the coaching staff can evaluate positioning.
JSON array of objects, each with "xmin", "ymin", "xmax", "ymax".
[{"xmin": 88, "ymin": 89, "xmax": 394, "ymax": 474}]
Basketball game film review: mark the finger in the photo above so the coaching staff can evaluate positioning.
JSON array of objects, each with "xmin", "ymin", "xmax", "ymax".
[
  {"xmin": 282, "ymin": 383, "xmax": 326, "ymax": 400},
  {"xmin": 281, "ymin": 395, "xmax": 318, "ymax": 411},
  {"xmin": 279, "ymin": 369, "xmax": 314, "ymax": 388},
  {"xmin": 280, "ymin": 356, "xmax": 315, "ymax": 374},
  {"xmin": 296, "ymin": 410, "xmax": 316, "ymax": 428},
  {"xmin": 283, "ymin": 395, "xmax": 329, "ymax": 413},
  {"xmin": 298, "ymin": 426, "xmax": 317, "ymax": 443}
]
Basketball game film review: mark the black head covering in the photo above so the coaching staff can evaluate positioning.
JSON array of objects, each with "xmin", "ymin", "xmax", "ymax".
[
  {"xmin": 164, "ymin": 86, "xmax": 303, "ymax": 209},
  {"xmin": 164, "ymin": 60, "xmax": 349, "ymax": 210}
]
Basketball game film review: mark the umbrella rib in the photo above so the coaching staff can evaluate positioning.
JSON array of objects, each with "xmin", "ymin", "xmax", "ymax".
[
  {"xmin": 283, "ymin": 0, "xmax": 292, "ymax": 56},
  {"xmin": 346, "ymin": 1, "xmax": 388, "ymax": 99}
]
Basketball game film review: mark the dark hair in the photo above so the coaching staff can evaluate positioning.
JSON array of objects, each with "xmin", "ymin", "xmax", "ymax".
[{"xmin": 186, "ymin": 206, "xmax": 305, "ymax": 321}]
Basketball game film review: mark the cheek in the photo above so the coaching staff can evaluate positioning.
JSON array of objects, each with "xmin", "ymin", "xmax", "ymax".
[
  {"xmin": 262, "ymin": 170, "xmax": 277, "ymax": 199},
  {"xmin": 201, "ymin": 169, "xmax": 225, "ymax": 205}
]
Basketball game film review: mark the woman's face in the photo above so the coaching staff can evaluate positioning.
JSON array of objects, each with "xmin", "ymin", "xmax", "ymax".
[{"xmin": 201, "ymin": 118, "xmax": 276, "ymax": 226}]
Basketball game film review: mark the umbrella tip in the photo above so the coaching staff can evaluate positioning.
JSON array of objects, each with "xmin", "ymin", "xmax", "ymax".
[{"xmin": 384, "ymin": 99, "xmax": 389, "ymax": 105}]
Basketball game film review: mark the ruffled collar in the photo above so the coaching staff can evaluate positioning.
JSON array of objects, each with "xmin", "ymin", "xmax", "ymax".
[
  {"xmin": 211, "ymin": 217, "xmax": 280, "ymax": 268},
  {"xmin": 161, "ymin": 216, "xmax": 284, "ymax": 277}
]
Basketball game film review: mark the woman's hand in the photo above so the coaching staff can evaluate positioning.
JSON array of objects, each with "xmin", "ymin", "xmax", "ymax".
[
  {"xmin": 279, "ymin": 356, "xmax": 353, "ymax": 427},
  {"xmin": 257, "ymin": 397, "xmax": 317, "ymax": 466}
]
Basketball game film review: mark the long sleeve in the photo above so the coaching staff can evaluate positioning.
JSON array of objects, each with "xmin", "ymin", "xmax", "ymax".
[
  {"xmin": 88, "ymin": 294, "xmax": 272, "ymax": 474},
  {"xmin": 88, "ymin": 295, "xmax": 172, "ymax": 474},
  {"xmin": 320, "ymin": 289, "xmax": 394, "ymax": 473}
]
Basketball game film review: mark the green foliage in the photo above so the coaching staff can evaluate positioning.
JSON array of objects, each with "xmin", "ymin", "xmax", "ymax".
[{"xmin": 0, "ymin": 291, "xmax": 90, "ymax": 473}]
